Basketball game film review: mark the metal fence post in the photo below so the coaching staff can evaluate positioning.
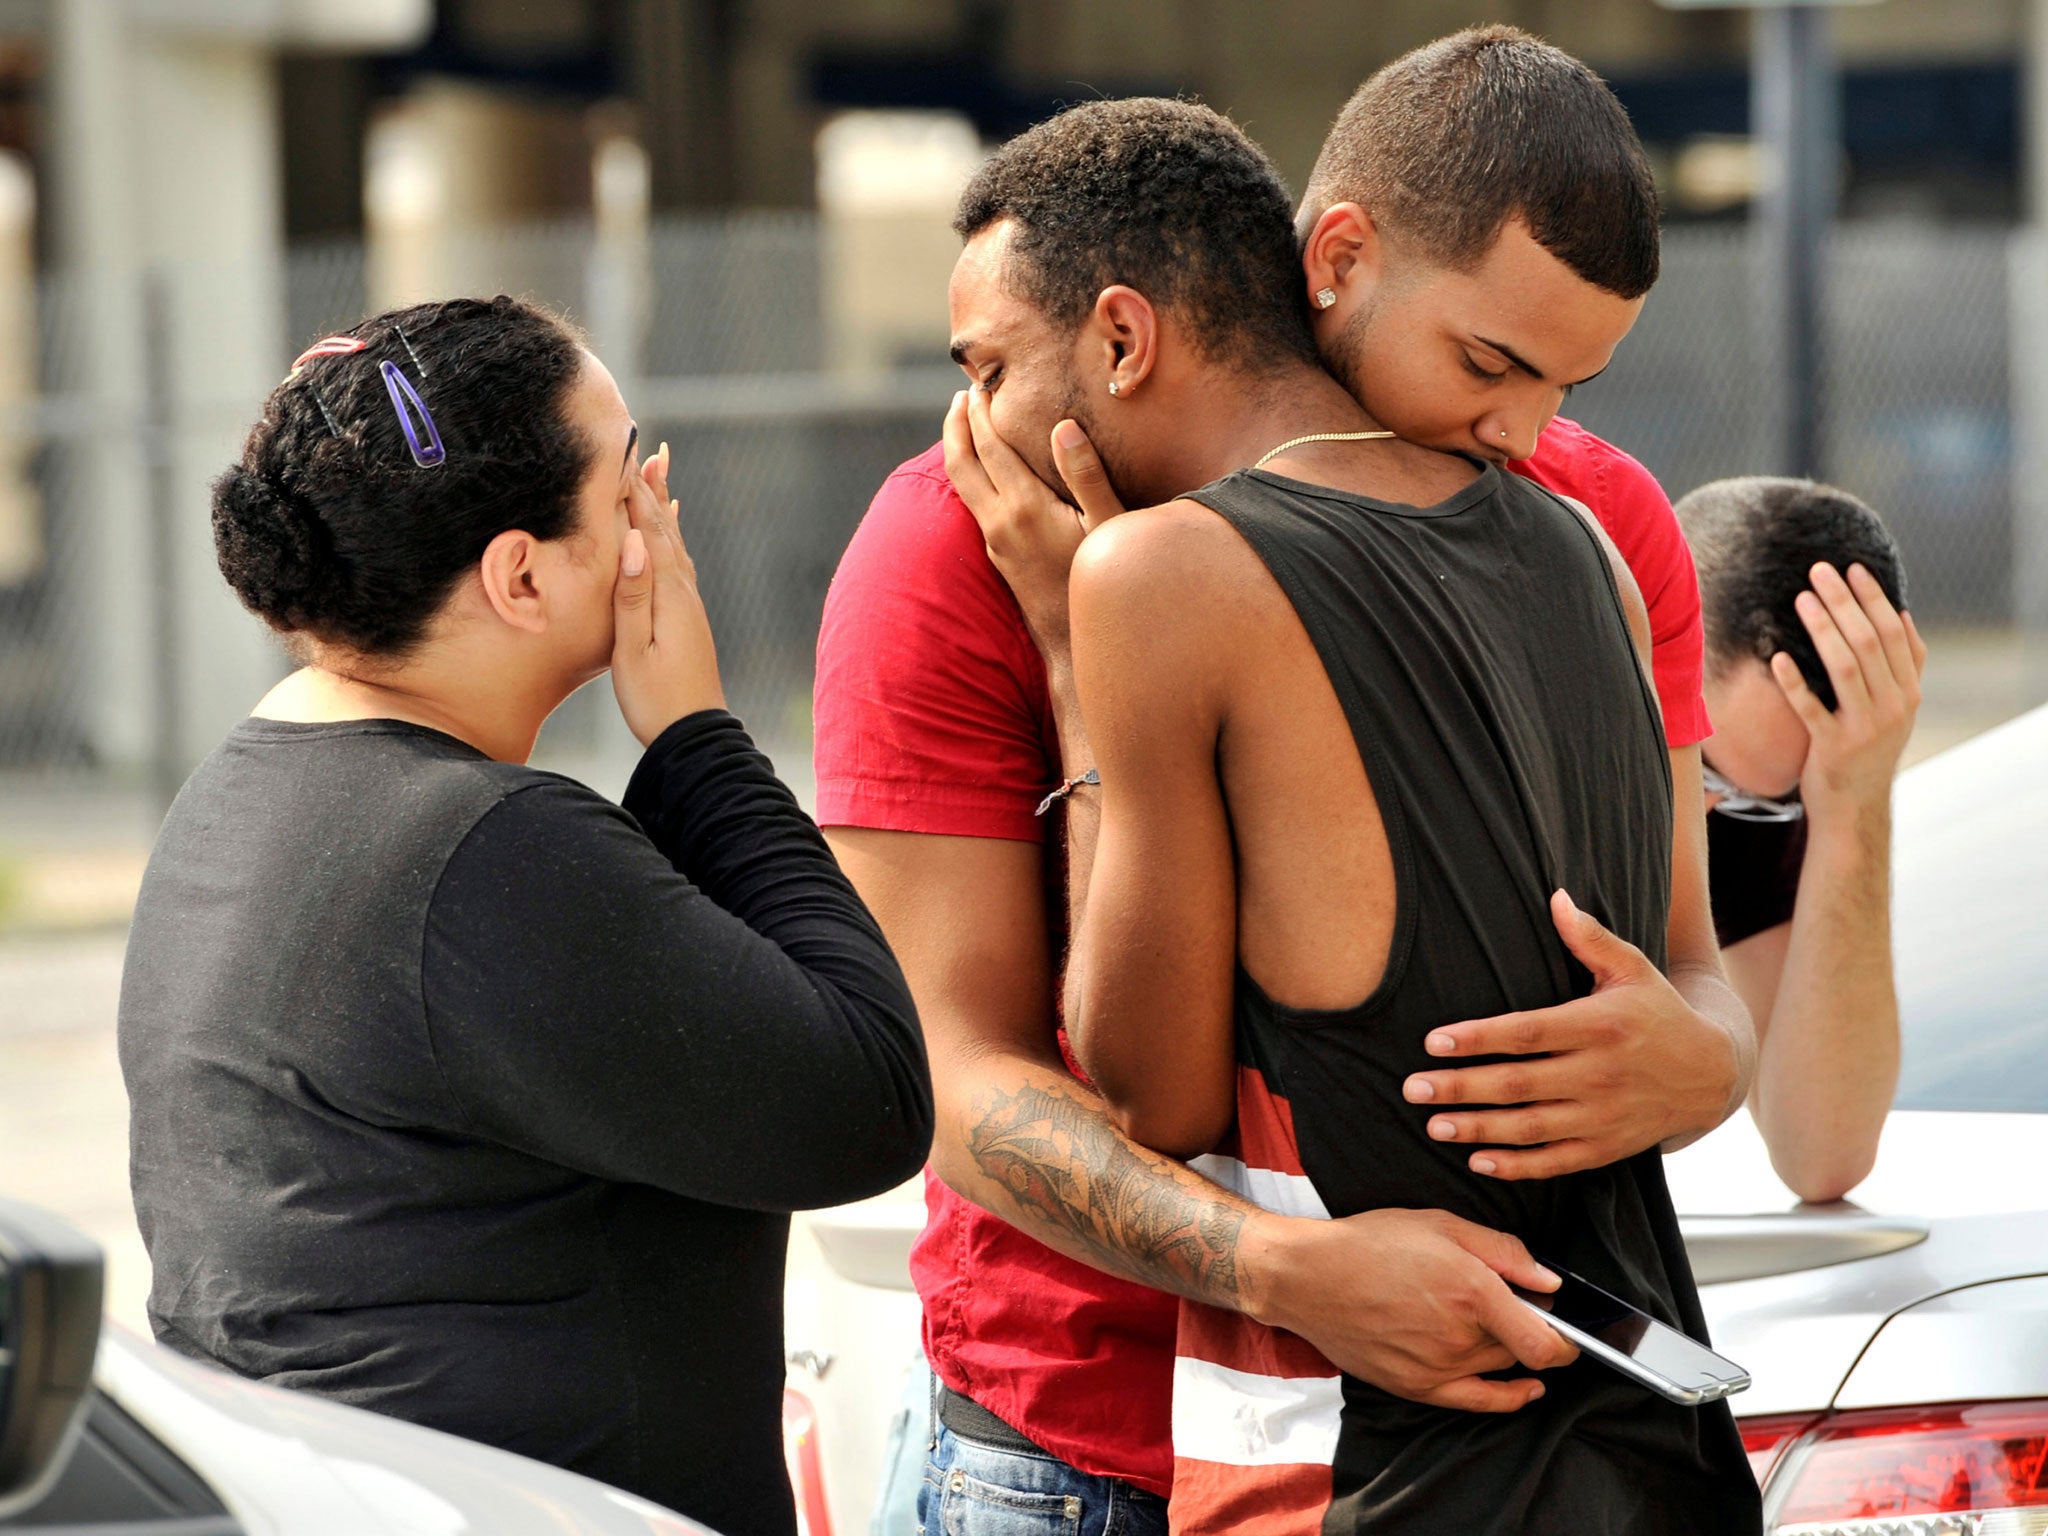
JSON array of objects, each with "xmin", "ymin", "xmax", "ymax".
[
  {"xmin": 2013, "ymin": 230, "xmax": 2048, "ymax": 706},
  {"xmin": 1752, "ymin": 3, "xmax": 1837, "ymax": 482},
  {"xmin": 141, "ymin": 268, "xmax": 182, "ymax": 812}
]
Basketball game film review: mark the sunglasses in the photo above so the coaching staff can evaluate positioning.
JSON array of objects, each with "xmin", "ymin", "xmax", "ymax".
[{"xmin": 1701, "ymin": 763, "xmax": 1805, "ymax": 824}]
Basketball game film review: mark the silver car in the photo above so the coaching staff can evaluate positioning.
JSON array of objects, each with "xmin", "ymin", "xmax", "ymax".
[
  {"xmin": 0, "ymin": 1200, "xmax": 715, "ymax": 1533},
  {"xmin": 1666, "ymin": 699, "xmax": 2048, "ymax": 1534},
  {"xmin": 800, "ymin": 702, "xmax": 2048, "ymax": 1536}
]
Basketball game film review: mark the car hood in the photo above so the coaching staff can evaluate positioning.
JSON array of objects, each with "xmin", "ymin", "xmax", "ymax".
[
  {"xmin": 97, "ymin": 1325, "xmax": 715, "ymax": 1535},
  {"xmin": 1666, "ymin": 1107, "xmax": 2048, "ymax": 1414}
]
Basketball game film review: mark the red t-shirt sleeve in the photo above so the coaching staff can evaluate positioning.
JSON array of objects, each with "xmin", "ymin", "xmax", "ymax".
[
  {"xmin": 813, "ymin": 445, "xmax": 1057, "ymax": 842},
  {"xmin": 1512, "ymin": 418, "xmax": 1712, "ymax": 749}
]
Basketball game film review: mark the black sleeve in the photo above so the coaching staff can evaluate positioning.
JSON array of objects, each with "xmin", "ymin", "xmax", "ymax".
[
  {"xmin": 421, "ymin": 710, "xmax": 932, "ymax": 1212},
  {"xmin": 1706, "ymin": 810, "xmax": 1809, "ymax": 949}
]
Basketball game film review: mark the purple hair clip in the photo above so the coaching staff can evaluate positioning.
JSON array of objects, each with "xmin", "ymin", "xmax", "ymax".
[{"xmin": 380, "ymin": 360, "xmax": 445, "ymax": 468}]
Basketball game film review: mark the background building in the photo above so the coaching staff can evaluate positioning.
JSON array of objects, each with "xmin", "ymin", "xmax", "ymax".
[{"xmin": 0, "ymin": 0, "xmax": 2040, "ymax": 887}]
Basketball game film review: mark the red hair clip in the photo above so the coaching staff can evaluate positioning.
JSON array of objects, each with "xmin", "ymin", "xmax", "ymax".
[{"xmin": 287, "ymin": 335, "xmax": 368, "ymax": 378}]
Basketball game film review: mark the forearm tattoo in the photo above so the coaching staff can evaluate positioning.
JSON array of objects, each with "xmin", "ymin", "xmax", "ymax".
[{"xmin": 966, "ymin": 1079, "xmax": 1247, "ymax": 1306}]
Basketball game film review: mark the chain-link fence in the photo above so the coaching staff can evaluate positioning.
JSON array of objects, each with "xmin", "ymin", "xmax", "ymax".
[
  {"xmin": 0, "ymin": 217, "xmax": 2035, "ymax": 809},
  {"xmin": 1570, "ymin": 224, "xmax": 2014, "ymax": 624}
]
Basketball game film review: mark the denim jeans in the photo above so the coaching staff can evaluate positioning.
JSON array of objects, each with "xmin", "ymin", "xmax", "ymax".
[{"xmin": 918, "ymin": 1421, "xmax": 1169, "ymax": 1536}]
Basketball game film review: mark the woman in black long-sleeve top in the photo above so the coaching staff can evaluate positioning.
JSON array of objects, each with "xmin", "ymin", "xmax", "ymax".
[{"xmin": 117, "ymin": 297, "xmax": 932, "ymax": 1536}]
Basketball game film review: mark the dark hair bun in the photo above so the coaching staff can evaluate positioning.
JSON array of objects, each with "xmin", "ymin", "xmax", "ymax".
[
  {"xmin": 211, "ymin": 462, "xmax": 331, "ymax": 632},
  {"xmin": 212, "ymin": 297, "xmax": 587, "ymax": 656}
]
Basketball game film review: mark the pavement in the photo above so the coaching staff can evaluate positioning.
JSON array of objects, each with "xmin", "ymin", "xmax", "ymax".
[{"xmin": 0, "ymin": 779, "xmax": 160, "ymax": 934}]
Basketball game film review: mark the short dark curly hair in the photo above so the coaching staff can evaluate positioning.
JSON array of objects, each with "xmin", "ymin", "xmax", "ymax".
[
  {"xmin": 1301, "ymin": 26, "xmax": 1660, "ymax": 299},
  {"xmin": 1676, "ymin": 476, "xmax": 1908, "ymax": 712},
  {"xmin": 213, "ymin": 296, "xmax": 592, "ymax": 658},
  {"xmin": 954, "ymin": 97, "xmax": 1316, "ymax": 373}
]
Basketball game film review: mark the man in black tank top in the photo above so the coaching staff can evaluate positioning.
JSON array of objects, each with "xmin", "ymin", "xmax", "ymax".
[{"xmin": 939, "ymin": 100, "xmax": 1759, "ymax": 1533}]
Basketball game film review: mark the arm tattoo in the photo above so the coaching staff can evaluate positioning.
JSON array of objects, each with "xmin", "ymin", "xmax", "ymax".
[{"xmin": 966, "ymin": 1079, "xmax": 1247, "ymax": 1307}]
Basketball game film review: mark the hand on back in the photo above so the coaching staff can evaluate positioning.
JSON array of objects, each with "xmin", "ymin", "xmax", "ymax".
[
  {"xmin": 1398, "ymin": 890, "xmax": 1740, "ymax": 1179},
  {"xmin": 611, "ymin": 442, "xmax": 726, "ymax": 746},
  {"xmin": 942, "ymin": 387, "xmax": 1126, "ymax": 668},
  {"xmin": 1775, "ymin": 561, "xmax": 1927, "ymax": 819}
]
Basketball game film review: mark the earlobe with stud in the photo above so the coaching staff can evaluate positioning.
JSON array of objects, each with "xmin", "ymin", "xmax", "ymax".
[
  {"xmin": 1108, "ymin": 380, "xmax": 1122, "ymax": 396},
  {"xmin": 1315, "ymin": 287, "xmax": 1338, "ymax": 310}
]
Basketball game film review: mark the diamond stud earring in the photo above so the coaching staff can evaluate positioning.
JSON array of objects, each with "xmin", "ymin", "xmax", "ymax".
[
  {"xmin": 1108, "ymin": 380, "xmax": 1122, "ymax": 396},
  {"xmin": 1315, "ymin": 287, "xmax": 1338, "ymax": 310}
]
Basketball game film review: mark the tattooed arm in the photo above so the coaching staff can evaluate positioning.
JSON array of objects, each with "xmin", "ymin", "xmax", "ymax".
[
  {"xmin": 824, "ymin": 827, "xmax": 1249, "ymax": 1305},
  {"xmin": 967, "ymin": 1076, "xmax": 1250, "ymax": 1301},
  {"xmin": 826, "ymin": 825, "xmax": 1574, "ymax": 1410}
]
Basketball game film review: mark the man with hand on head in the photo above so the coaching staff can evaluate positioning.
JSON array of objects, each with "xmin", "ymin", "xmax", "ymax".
[
  {"xmin": 1677, "ymin": 477, "xmax": 1923, "ymax": 1202},
  {"xmin": 815, "ymin": 27, "xmax": 1754, "ymax": 1534}
]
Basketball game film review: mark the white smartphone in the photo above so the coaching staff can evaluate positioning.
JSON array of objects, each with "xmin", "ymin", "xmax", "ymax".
[{"xmin": 1514, "ymin": 1264, "xmax": 1751, "ymax": 1407}]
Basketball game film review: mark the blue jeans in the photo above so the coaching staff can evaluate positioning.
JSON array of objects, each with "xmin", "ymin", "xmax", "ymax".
[{"xmin": 918, "ymin": 1422, "xmax": 1169, "ymax": 1536}]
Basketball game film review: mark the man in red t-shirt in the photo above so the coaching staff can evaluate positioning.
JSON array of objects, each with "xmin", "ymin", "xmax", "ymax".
[{"xmin": 816, "ymin": 29, "xmax": 1751, "ymax": 1533}]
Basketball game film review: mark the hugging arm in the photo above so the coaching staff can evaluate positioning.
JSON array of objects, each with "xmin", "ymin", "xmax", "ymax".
[
  {"xmin": 1057, "ymin": 510, "xmax": 1242, "ymax": 1157},
  {"xmin": 825, "ymin": 825, "xmax": 1253, "ymax": 1304},
  {"xmin": 820, "ymin": 420, "xmax": 1259, "ymax": 1308},
  {"xmin": 828, "ymin": 697, "xmax": 1573, "ymax": 1414}
]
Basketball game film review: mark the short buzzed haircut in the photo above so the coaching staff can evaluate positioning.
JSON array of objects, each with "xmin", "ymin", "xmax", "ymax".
[
  {"xmin": 955, "ymin": 97, "xmax": 1317, "ymax": 373},
  {"xmin": 1301, "ymin": 26, "xmax": 1660, "ymax": 299},
  {"xmin": 1676, "ymin": 476, "xmax": 1908, "ymax": 712}
]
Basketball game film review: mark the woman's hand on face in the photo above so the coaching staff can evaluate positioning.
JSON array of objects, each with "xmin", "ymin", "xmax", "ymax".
[{"xmin": 612, "ymin": 442, "xmax": 726, "ymax": 746}]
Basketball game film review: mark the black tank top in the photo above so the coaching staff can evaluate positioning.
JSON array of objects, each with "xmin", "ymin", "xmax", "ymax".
[{"xmin": 1185, "ymin": 464, "xmax": 1758, "ymax": 1535}]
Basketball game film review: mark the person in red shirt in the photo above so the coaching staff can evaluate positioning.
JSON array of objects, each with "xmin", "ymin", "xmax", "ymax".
[{"xmin": 816, "ymin": 28, "xmax": 1752, "ymax": 1534}]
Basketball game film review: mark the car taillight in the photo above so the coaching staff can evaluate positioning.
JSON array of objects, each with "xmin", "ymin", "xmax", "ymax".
[
  {"xmin": 1758, "ymin": 1400, "xmax": 2048, "ymax": 1534},
  {"xmin": 1742, "ymin": 1412, "xmax": 1823, "ymax": 1486},
  {"xmin": 782, "ymin": 1388, "xmax": 834, "ymax": 1536}
]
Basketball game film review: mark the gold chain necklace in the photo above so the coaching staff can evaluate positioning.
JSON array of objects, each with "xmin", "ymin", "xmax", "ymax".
[{"xmin": 1253, "ymin": 428, "xmax": 1396, "ymax": 470}]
